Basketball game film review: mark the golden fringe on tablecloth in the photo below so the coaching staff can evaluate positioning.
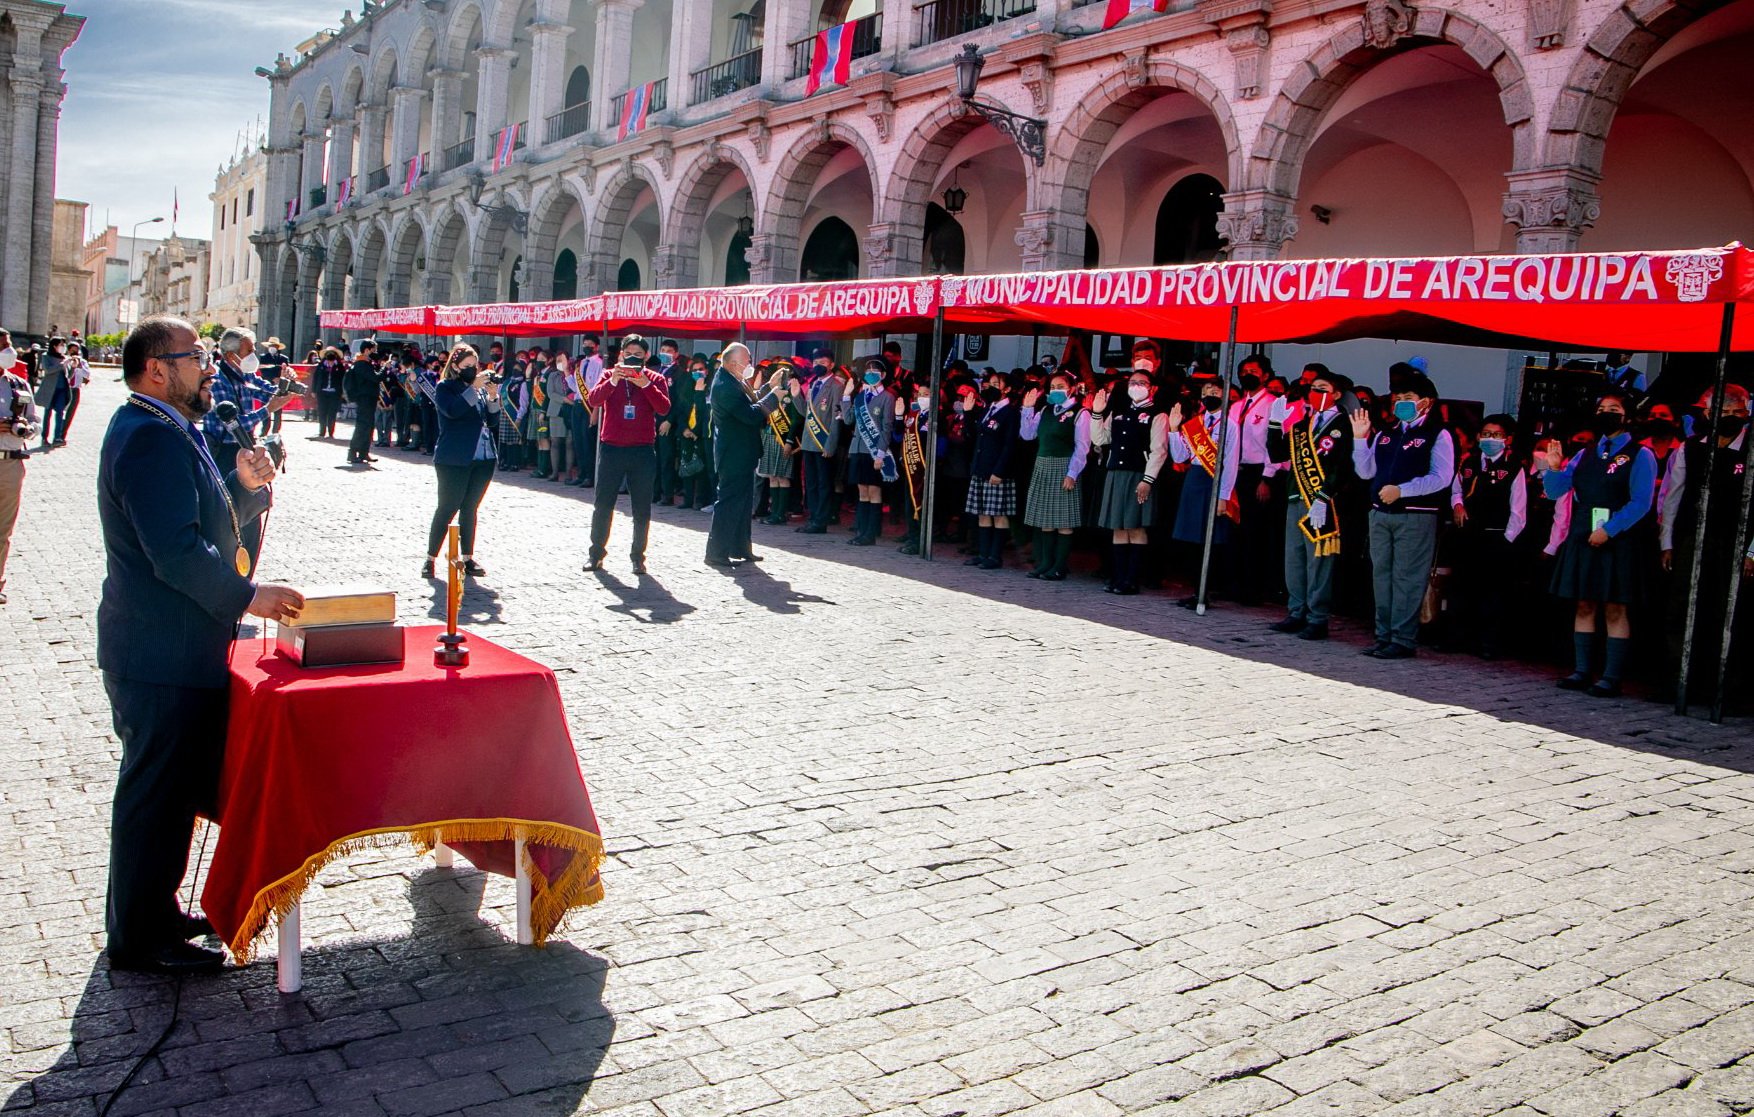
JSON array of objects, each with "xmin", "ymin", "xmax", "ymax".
[{"xmin": 227, "ymin": 819, "xmax": 606, "ymax": 963}]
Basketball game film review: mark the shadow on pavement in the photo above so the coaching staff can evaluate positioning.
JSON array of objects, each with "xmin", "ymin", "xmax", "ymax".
[
  {"xmin": 425, "ymin": 579, "xmax": 506, "ymax": 626},
  {"xmin": 716, "ymin": 562, "xmax": 836, "ymax": 616},
  {"xmin": 2, "ymin": 868, "xmax": 613, "ymax": 1116},
  {"xmin": 593, "ymin": 569, "xmax": 696, "ymax": 624}
]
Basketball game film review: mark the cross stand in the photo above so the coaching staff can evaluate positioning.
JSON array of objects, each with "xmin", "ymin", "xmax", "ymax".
[{"xmin": 434, "ymin": 524, "xmax": 470, "ymax": 667}]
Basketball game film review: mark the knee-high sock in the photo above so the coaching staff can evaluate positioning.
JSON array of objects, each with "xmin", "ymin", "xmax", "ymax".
[
  {"xmin": 1573, "ymin": 631, "xmax": 1594, "ymax": 676},
  {"xmin": 1602, "ymin": 636, "xmax": 1630, "ymax": 682},
  {"xmin": 1052, "ymin": 533, "xmax": 1074, "ymax": 575}
]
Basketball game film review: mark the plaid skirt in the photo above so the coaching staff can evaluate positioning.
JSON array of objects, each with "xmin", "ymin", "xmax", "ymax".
[
  {"xmin": 497, "ymin": 409, "xmax": 523, "ymax": 445},
  {"xmin": 965, "ymin": 477, "xmax": 1017, "ymax": 517},
  {"xmin": 1024, "ymin": 455, "xmax": 1081, "ymax": 530},
  {"xmin": 758, "ymin": 427, "xmax": 794, "ymax": 480}
]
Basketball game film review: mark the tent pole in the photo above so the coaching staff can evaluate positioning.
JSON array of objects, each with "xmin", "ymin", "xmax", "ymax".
[
  {"xmin": 1709, "ymin": 306, "xmax": 1749, "ymax": 723},
  {"xmin": 1196, "ymin": 306, "xmax": 1240, "ymax": 615},
  {"xmin": 1675, "ymin": 303, "xmax": 1735, "ymax": 715},
  {"xmin": 921, "ymin": 310, "xmax": 946, "ymax": 562}
]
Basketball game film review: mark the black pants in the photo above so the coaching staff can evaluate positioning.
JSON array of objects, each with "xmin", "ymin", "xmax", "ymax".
[
  {"xmin": 707, "ymin": 456, "xmax": 757, "ymax": 561},
  {"xmin": 572, "ymin": 406, "xmax": 597, "ymax": 484},
  {"xmin": 590, "ymin": 443, "xmax": 657, "ymax": 563},
  {"xmin": 104, "ymin": 673, "xmax": 228, "ymax": 956},
  {"xmin": 803, "ymin": 451, "xmax": 836, "ymax": 527},
  {"xmin": 348, "ymin": 403, "xmax": 375, "ymax": 461},
  {"xmin": 315, "ymin": 393, "xmax": 340, "ymax": 437},
  {"xmin": 428, "ymin": 459, "xmax": 496, "ymax": 556}
]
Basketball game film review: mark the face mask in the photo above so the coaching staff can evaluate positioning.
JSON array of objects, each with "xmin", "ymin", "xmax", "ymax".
[
  {"xmin": 1128, "ymin": 384, "xmax": 1150, "ymax": 403},
  {"xmin": 0, "ymin": 347, "xmax": 14, "ymax": 371},
  {"xmin": 1720, "ymin": 415, "xmax": 1749, "ymax": 438},
  {"xmin": 913, "ymin": 397, "xmax": 929, "ymax": 411},
  {"xmin": 1478, "ymin": 438, "xmax": 1506, "ymax": 459},
  {"xmin": 1393, "ymin": 400, "xmax": 1420, "ymax": 423},
  {"xmin": 235, "ymin": 352, "xmax": 258, "ymax": 376},
  {"xmin": 459, "ymin": 366, "xmax": 478, "ymax": 384},
  {"xmin": 1595, "ymin": 410, "xmax": 1625, "ymax": 435},
  {"xmin": 1200, "ymin": 394, "xmax": 1221, "ymax": 412},
  {"xmin": 982, "ymin": 387, "xmax": 1004, "ymax": 403},
  {"xmin": 1239, "ymin": 374, "xmax": 1262, "ymax": 393},
  {"xmin": 692, "ymin": 370, "xmax": 705, "ymax": 381},
  {"xmin": 1642, "ymin": 420, "xmax": 1676, "ymax": 440},
  {"xmin": 1309, "ymin": 390, "xmax": 1336, "ymax": 412},
  {"xmin": 864, "ymin": 371, "xmax": 882, "ymax": 387},
  {"xmin": 660, "ymin": 353, "xmax": 674, "ymax": 367},
  {"xmin": 1047, "ymin": 389, "xmax": 1069, "ymax": 407}
]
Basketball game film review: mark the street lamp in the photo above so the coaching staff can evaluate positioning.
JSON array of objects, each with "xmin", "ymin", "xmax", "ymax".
[
  {"xmin": 942, "ymin": 164, "xmax": 968, "ymax": 215},
  {"xmin": 124, "ymin": 216, "xmax": 165, "ymax": 330},
  {"xmin": 465, "ymin": 171, "xmax": 528, "ymax": 233},
  {"xmin": 951, "ymin": 44, "xmax": 1046, "ymax": 167}
]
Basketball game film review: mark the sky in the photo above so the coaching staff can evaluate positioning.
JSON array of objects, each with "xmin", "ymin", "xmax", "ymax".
[{"xmin": 56, "ymin": 0, "xmax": 339, "ymax": 244}]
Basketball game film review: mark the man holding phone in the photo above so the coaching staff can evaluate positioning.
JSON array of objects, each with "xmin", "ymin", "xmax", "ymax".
[{"xmin": 584, "ymin": 335, "xmax": 671, "ymax": 575}]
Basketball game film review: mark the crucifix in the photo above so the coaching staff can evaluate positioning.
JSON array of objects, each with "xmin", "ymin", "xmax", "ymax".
[{"xmin": 434, "ymin": 524, "xmax": 470, "ymax": 667}]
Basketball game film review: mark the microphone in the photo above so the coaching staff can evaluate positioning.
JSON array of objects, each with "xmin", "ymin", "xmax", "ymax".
[{"xmin": 214, "ymin": 400, "xmax": 257, "ymax": 450}]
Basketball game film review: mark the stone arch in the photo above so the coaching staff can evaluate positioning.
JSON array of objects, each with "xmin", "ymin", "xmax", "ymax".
[
  {"xmin": 289, "ymin": 98, "xmax": 309, "ymax": 136},
  {"xmin": 481, "ymin": 0, "xmax": 522, "ymax": 49},
  {"xmin": 322, "ymin": 226, "xmax": 358, "ymax": 313},
  {"xmin": 355, "ymin": 218, "xmax": 391, "ymax": 308},
  {"xmin": 386, "ymin": 211, "xmax": 428, "ymax": 308},
  {"xmin": 405, "ymin": 23, "xmax": 439, "ymax": 77},
  {"xmin": 1544, "ymin": 0, "xmax": 1735, "ymax": 175},
  {"xmin": 368, "ymin": 44, "xmax": 400, "ymax": 103},
  {"xmin": 526, "ymin": 176, "xmax": 590, "ymax": 300},
  {"xmin": 1246, "ymin": 9, "xmax": 1536, "ymax": 197},
  {"xmin": 666, "ymin": 145, "xmax": 761, "ymax": 288},
  {"xmin": 761, "ymin": 121, "xmax": 882, "ymax": 283},
  {"xmin": 470, "ymin": 185, "xmax": 532, "ymax": 302},
  {"xmin": 426, "ymin": 205, "xmax": 472, "ymax": 303},
  {"xmin": 313, "ymin": 83, "xmax": 336, "ymax": 125},
  {"xmin": 443, "ymin": 1, "xmax": 489, "ymax": 67},
  {"xmin": 340, "ymin": 64, "xmax": 367, "ymax": 114},
  {"xmin": 585, "ymin": 161, "xmax": 664, "ymax": 292}
]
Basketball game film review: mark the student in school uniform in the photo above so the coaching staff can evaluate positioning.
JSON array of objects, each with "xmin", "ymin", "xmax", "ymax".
[
  {"xmin": 845, "ymin": 357, "xmax": 897, "ymax": 547},
  {"xmin": 1094, "ymin": 367, "xmax": 1174, "ymax": 596},
  {"xmin": 1020, "ymin": 369, "xmax": 1091, "ymax": 581},
  {"xmin": 1165, "ymin": 377, "xmax": 1240, "ymax": 605},
  {"xmin": 1266, "ymin": 370, "xmax": 1355, "ymax": 641},
  {"xmin": 963, "ymin": 368, "xmax": 1021, "ymax": 570},
  {"xmin": 1542, "ymin": 389, "xmax": 1658, "ymax": 697},
  {"xmin": 1349, "ymin": 369, "xmax": 1456, "ymax": 659},
  {"xmin": 1448, "ymin": 413, "xmax": 1527, "ymax": 658},
  {"xmin": 795, "ymin": 361, "xmax": 849, "ymax": 533}
]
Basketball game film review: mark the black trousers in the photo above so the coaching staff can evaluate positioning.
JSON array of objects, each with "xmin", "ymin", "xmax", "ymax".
[
  {"xmin": 315, "ymin": 393, "xmax": 341, "ymax": 437},
  {"xmin": 104, "ymin": 673, "xmax": 228, "ymax": 956},
  {"xmin": 428, "ymin": 460, "xmax": 496, "ymax": 556},
  {"xmin": 348, "ymin": 403, "xmax": 375, "ymax": 461},
  {"xmin": 803, "ymin": 451, "xmax": 834, "ymax": 528},
  {"xmin": 590, "ymin": 443, "xmax": 657, "ymax": 563},
  {"xmin": 707, "ymin": 455, "xmax": 758, "ymax": 561}
]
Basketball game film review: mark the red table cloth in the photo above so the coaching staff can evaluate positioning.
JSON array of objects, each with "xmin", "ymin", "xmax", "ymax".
[{"xmin": 204, "ymin": 626, "xmax": 604, "ymax": 961}]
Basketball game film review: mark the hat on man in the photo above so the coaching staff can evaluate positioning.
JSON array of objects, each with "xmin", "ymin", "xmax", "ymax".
[{"xmin": 265, "ymin": 337, "xmax": 285, "ymax": 349}]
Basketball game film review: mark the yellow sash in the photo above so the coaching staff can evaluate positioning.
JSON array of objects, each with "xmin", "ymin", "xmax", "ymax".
[
  {"xmin": 1289, "ymin": 417, "xmax": 1341, "ymax": 556},
  {"xmin": 902, "ymin": 412, "xmax": 927, "ymax": 518}
]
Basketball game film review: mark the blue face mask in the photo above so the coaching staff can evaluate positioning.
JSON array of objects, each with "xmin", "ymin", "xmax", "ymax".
[
  {"xmin": 1393, "ymin": 400, "xmax": 1420, "ymax": 423},
  {"xmin": 692, "ymin": 370, "xmax": 705, "ymax": 381},
  {"xmin": 864, "ymin": 371, "xmax": 882, "ymax": 387},
  {"xmin": 1479, "ymin": 437, "xmax": 1506, "ymax": 459},
  {"xmin": 1047, "ymin": 389, "xmax": 1069, "ymax": 407}
]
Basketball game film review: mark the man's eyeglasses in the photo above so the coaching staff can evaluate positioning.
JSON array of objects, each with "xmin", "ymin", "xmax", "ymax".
[{"xmin": 155, "ymin": 349, "xmax": 214, "ymax": 370}]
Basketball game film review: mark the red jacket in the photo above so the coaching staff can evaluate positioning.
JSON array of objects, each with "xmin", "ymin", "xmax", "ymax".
[{"xmin": 587, "ymin": 369, "xmax": 671, "ymax": 447}]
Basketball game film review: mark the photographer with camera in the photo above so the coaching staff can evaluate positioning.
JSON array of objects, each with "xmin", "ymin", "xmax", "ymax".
[
  {"xmin": 202, "ymin": 328, "xmax": 291, "ymax": 468},
  {"xmin": 423, "ymin": 344, "xmax": 501, "ymax": 581},
  {"xmin": 0, "ymin": 330, "xmax": 38, "ymax": 605},
  {"xmin": 583, "ymin": 335, "xmax": 670, "ymax": 574}
]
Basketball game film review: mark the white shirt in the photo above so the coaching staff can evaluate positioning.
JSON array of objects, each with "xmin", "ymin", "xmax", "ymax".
[
  {"xmin": 1229, "ymin": 390, "xmax": 1274, "ymax": 465},
  {"xmin": 1448, "ymin": 450, "xmax": 1528, "ymax": 543},
  {"xmin": 1166, "ymin": 411, "xmax": 1240, "ymax": 501}
]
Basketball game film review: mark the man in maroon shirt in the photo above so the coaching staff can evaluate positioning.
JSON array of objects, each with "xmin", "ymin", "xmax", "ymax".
[{"xmin": 585, "ymin": 335, "xmax": 671, "ymax": 574}]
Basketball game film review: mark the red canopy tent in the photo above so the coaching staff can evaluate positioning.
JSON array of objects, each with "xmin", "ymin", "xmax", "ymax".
[{"xmin": 318, "ymin": 305, "xmax": 438, "ymax": 333}]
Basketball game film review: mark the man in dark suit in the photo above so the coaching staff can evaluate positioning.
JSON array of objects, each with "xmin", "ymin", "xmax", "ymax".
[
  {"xmin": 99, "ymin": 316, "xmax": 305, "ymax": 974},
  {"xmin": 706, "ymin": 343, "xmax": 783, "ymax": 567},
  {"xmin": 344, "ymin": 339, "xmax": 379, "ymax": 465}
]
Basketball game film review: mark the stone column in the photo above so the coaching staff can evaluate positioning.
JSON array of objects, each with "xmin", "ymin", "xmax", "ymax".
[
  {"xmin": 4, "ymin": 74, "xmax": 43, "ymax": 330},
  {"xmin": 864, "ymin": 223, "xmax": 905, "ymax": 279},
  {"xmin": 672, "ymin": 1, "xmax": 712, "ymax": 109},
  {"xmin": 327, "ymin": 118, "xmax": 356, "ymax": 198},
  {"xmin": 745, "ymin": 233, "xmax": 784, "ymax": 285},
  {"xmin": 29, "ymin": 80, "xmax": 65, "ymax": 334},
  {"xmin": 468, "ymin": 262, "xmax": 500, "ymax": 304},
  {"xmin": 1014, "ymin": 210, "xmax": 1083, "ymax": 273},
  {"xmin": 358, "ymin": 105, "xmax": 388, "ymax": 179},
  {"xmin": 1217, "ymin": 190, "xmax": 1300, "ymax": 261},
  {"xmin": 1502, "ymin": 169, "xmax": 1601, "ymax": 254},
  {"xmin": 651, "ymin": 243, "xmax": 684, "ymax": 289},
  {"xmin": 594, "ymin": 0, "xmax": 638, "ymax": 134},
  {"xmin": 429, "ymin": 70, "xmax": 466, "ymax": 164},
  {"xmin": 300, "ymin": 132, "xmax": 328, "ymax": 204},
  {"xmin": 529, "ymin": 23, "xmax": 573, "ymax": 149},
  {"xmin": 390, "ymin": 85, "xmax": 427, "ymax": 175},
  {"xmin": 762, "ymin": 0, "xmax": 811, "ymax": 89},
  {"xmin": 474, "ymin": 48, "xmax": 515, "ymax": 141},
  {"xmin": 421, "ymin": 269, "xmax": 451, "ymax": 306}
]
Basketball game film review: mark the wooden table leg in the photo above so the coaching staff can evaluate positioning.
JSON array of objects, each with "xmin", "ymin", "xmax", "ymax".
[
  {"xmin": 277, "ymin": 900, "xmax": 302, "ymax": 994},
  {"xmin": 514, "ymin": 834, "xmax": 532, "ymax": 946}
]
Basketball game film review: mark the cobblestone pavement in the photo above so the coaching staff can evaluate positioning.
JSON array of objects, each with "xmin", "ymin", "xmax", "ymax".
[{"xmin": 4, "ymin": 373, "xmax": 1754, "ymax": 1117}]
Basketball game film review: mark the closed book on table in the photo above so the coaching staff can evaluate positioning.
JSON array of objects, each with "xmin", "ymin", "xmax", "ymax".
[
  {"xmin": 275, "ymin": 622, "xmax": 405, "ymax": 668},
  {"xmin": 288, "ymin": 585, "xmax": 397, "ymax": 629}
]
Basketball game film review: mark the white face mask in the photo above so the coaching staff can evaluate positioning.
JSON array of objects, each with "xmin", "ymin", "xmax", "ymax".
[
  {"xmin": 1128, "ymin": 384, "xmax": 1150, "ymax": 403},
  {"xmin": 0, "ymin": 348, "xmax": 14, "ymax": 372},
  {"xmin": 240, "ymin": 352, "xmax": 260, "ymax": 376}
]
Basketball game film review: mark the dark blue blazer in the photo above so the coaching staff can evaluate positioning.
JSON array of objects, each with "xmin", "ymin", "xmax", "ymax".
[
  {"xmin": 97, "ymin": 398, "xmax": 271, "ymax": 688},
  {"xmin": 708, "ymin": 369, "xmax": 778, "ymax": 475},
  {"xmin": 432, "ymin": 378, "xmax": 498, "ymax": 467}
]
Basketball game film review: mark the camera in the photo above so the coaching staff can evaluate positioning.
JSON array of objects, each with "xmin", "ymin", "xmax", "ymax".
[{"xmin": 488, "ymin": 371, "xmax": 506, "ymax": 384}]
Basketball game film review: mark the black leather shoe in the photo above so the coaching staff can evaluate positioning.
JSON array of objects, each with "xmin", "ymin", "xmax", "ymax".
[
  {"xmin": 1371, "ymin": 643, "xmax": 1415, "ymax": 660},
  {"xmin": 705, "ymin": 556, "xmax": 736, "ymax": 568},
  {"xmin": 740, "ymin": 554, "xmax": 764, "ymax": 563},
  {"xmin": 110, "ymin": 941, "xmax": 226, "ymax": 975},
  {"xmin": 583, "ymin": 558, "xmax": 604, "ymax": 572},
  {"xmin": 963, "ymin": 556, "xmax": 983, "ymax": 566},
  {"xmin": 797, "ymin": 524, "xmax": 826, "ymax": 534},
  {"xmin": 179, "ymin": 912, "xmax": 215, "ymax": 940},
  {"xmin": 631, "ymin": 560, "xmax": 648, "ymax": 576},
  {"xmin": 462, "ymin": 560, "xmax": 487, "ymax": 577},
  {"xmin": 1269, "ymin": 615, "xmax": 1308, "ymax": 634},
  {"xmin": 1360, "ymin": 642, "xmax": 1390, "ymax": 656},
  {"xmin": 1041, "ymin": 570, "xmax": 1067, "ymax": 581},
  {"xmin": 421, "ymin": 559, "xmax": 435, "ymax": 579},
  {"xmin": 1297, "ymin": 623, "xmax": 1330, "ymax": 641},
  {"xmin": 899, "ymin": 543, "xmax": 920, "ymax": 556},
  {"xmin": 1556, "ymin": 672, "xmax": 1592, "ymax": 691},
  {"xmin": 1588, "ymin": 679, "xmax": 1622, "ymax": 698}
]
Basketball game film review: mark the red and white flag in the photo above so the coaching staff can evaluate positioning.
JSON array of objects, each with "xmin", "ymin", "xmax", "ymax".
[
  {"xmin": 806, "ymin": 21, "xmax": 856, "ymax": 96},
  {"xmin": 336, "ymin": 176, "xmax": 354, "ymax": 207},
  {"xmin": 493, "ymin": 123, "xmax": 521, "ymax": 173},
  {"xmin": 285, "ymin": 197, "xmax": 299, "ymax": 223},
  {"xmin": 403, "ymin": 152, "xmax": 425, "ymax": 196},
  {"xmin": 618, "ymin": 82, "xmax": 655, "ymax": 142},
  {"xmin": 1103, "ymin": 0, "xmax": 1167, "ymax": 29}
]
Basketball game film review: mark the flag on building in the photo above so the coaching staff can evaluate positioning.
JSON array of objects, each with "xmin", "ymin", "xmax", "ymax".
[
  {"xmin": 403, "ymin": 152, "xmax": 425, "ymax": 196},
  {"xmin": 493, "ymin": 123, "xmax": 521, "ymax": 173},
  {"xmin": 618, "ymin": 81, "xmax": 655, "ymax": 142},
  {"xmin": 336, "ymin": 176, "xmax": 354, "ymax": 207},
  {"xmin": 285, "ymin": 197, "xmax": 300, "ymax": 223},
  {"xmin": 1103, "ymin": 0, "xmax": 1168, "ymax": 29},
  {"xmin": 806, "ymin": 21, "xmax": 857, "ymax": 96}
]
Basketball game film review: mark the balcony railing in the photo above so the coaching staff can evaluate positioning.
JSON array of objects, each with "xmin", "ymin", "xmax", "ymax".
[
  {"xmin": 442, "ymin": 135, "xmax": 476, "ymax": 171},
  {"xmin": 545, "ymin": 101, "xmax": 591, "ymax": 143},
  {"xmin": 401, "ymin": 153, "xmax": 431, "ymax": 191},
  {"xmin": 913, "ymin": 0, "xmax": 1036, "ymax": 46},
  {"xmin": 790, "ymin": 13, "xmax": 884, "ymax": 79},
  {"xmin": 365, "ymin": 165, "xmax": 390, "ymax": 193},
  {"xmin": 608, "ymin": 78, "xmax": 668, "ymax": 128},
  {"xmin": 308, "ymin": 185, "xmax": 327, "ymax": 209},
  {"xmin": 689, "ymin": 48, "xmax": 763, "ymax": 105}
]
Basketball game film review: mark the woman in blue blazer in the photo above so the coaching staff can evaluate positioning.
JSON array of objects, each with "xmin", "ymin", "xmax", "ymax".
[{"xmin": 424, "ymin": 343, "xmax": 501, "ymax": 580}]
